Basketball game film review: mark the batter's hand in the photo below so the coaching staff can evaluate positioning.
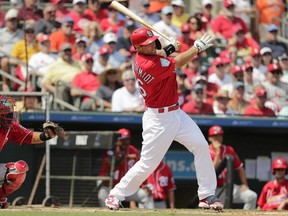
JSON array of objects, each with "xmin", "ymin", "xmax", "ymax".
[
  {"xmin": 193, "ymin": 33, "xmax": 214, "ymax": 52},
  {"xmin": 171, "ymin": 38, "xmax": 181, "ymax": 52}
]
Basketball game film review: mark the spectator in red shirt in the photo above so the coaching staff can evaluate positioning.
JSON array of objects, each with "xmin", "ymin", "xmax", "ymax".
[
  {"xmin": 69, "ymin": 0, "xmax": 93, "ymax": 34},
  {"xmin": 211, "ymin": 0, "xmax": 249, "ymax": 40},
  {"xmin": 177, "ymin": 23, "xmax": 194, "ymax": 53},
  {"xmin": 244, "ymin": 87, "xmax": 276, "ymax": 117},
  {"xmin": 227, "ymin": 25, "xmax": 260, "ymax": 58},
  {"xmin": 200, "ymin": 0, "xmax": 213, "ymax": 31},
  {"xmin": 70, "ymin": 53, "xmax": 101, "ymax": 105},
  {"xmin": 100, "ymin": 6, "xmax": 125, "ymax": 35},
  {"xmin": 182, "ymin": 84, "xmax": 214, "ymax": 115},
  {"xmin": 208, "ymin": 125, "xmax": 257, "ymax": 209},
  {"xmin": 51, "ymin": 0, "xmax": 71, "ymax": 24},
  {"xmin": 18, "ymin": 0, "xmax": 43, "ymax": 25},
  {"xmin": 84, "ymin": 0, "xmax": 108, "ymax": 22}
]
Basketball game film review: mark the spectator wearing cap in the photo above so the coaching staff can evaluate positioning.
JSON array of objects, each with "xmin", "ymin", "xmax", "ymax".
[
  {"xmin": 227, "ymin": 25, "xmax": 260, "ymax": 58},
  {"xmin": 222, "ymin": 65, "xmax": 244, "ymax": 96},
  {"xmin": 213, "ymin": 89, "xmax": 238, "ymax": 116},
  {"xmin": 99, "ymin": 32, "xmax": 126, "ymax": 69},
  {"xmin": 99, "ymin": 5, "xmax": 125, "ymax": 35},
  {"xmin": 152, "ymin": 6, "xmax": 181, "ymax": 47},
  {"xmin": 244, "ymin": 87, "xmax": 276, "ymax": 117},
  {"xmin": 227, "ymin": 81, "xmax": 250, "ymax": 115},
  {"xmin": 69, "ymin": 0, "xmax": 93, "ymax": 34},
  {"xmin": 84, "ymin": 0, "xmax": 108, "ymax": 23},
  {"xmin": 81, "ymin": 67, "xmax": 122, "ymax": 111},
  {"xmin": 70, "ymin": 53, "xmax": 101, "ymax": 107},
  {"xmin": 233, "ymin": 0, "xmax": 257, "ymax": 29},
  {"xmin": 175, "ymin": 69, "xmax": 190, "ymax": 108},
  {"xmin": 34, "ymin": 3, "xmax": 60, "ymax": 35},
  {"xmin": 49, "ymin": 17, "xmax": 77, "ymax": 53},
  {"xmin": 200, "ymin": 0, "xmax": 213, "ymax": 31},
  {"xmin": 177, "ymin": 23, "xmax": 194, "ymax": 53},
  {"xmin": 256, "ymin": 0, "xmax": 285, "ymax": 26},
  {"xmin": 208, "ymin": 57, "xmax": 231, "ymax": 88},
  {"xmin": 260, "ymin": 24, "xmax": 287, "ymax": 59},
  {"xmin": 42, "ymin": 43, "xmax": 83, "ymax": 109},
  {"xmin": 18, "ymin": 0, "xmax": 43, "ymax": 25},
  {"xmin": 72, "ymin": 37, "xmax": 88, "ymax": 61},
  {"xmin": 187, "ymin": 15, "xmax": 205, "ymax": 42},
  {"xmin": 260, "ymin": 47, "xmax": 273, "ymax": 68},
  {"xmin": 51, "ymin": 0, "xmax": 71, "ymax": 24},
  {"xmin": 211, "ymin": 0, "xmax": 249, "ymax": 40},
  {"xmin": 83, "ymin": 21, "xmax": 104, "ymax": 54},
  {"xmin": 243, "ymin": 62, "xmax": 256, "ymax": 101},
  {"xmin": 138, "ymin": 1, "xmax": 161, "ymax": 26},
  {"xmin": 278, "ymin": 53, "xmax": 288, "ymax": 85},
  {"xmin": 111, "ymin": 70, "xmax": 145, "ymax": 113},
  {"xmin": 28, "ymin": 34, "xmax": 56, "ymax": 90},
  {"xmin": 171, "ymin": 0, "xmax": 189, "ymax": 28},
  {"xmin": 249, "ymin": 48, "xmax": 267, "ymax": 84},
  {"xmin": 0, "ymin": 8, "xmax": 23, "ymax": 91},
  {"xmin": 262, "ymin": 63, "xmax": 288, "ymax": 109},
  {"xmin": 182, "ymin": 84, "xmax": 214, "ymax": 115},
  {"xmin": 92, "ymin": 45, "xmax": 112, "ymax": 74},
  {"xmin": 11, "ymin": 24, "xmax": 38, "ymax": 63}
]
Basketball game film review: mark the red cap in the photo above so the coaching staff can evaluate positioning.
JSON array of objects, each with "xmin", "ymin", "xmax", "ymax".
[
  {"xmin": 233, "ymin": 25, "xmax": 243, "ymax": 33},
  {"xmin": 99, "ymin": 45, "xmax": 110, "ymax": 55},
  {"xmin": 81, "ymin": 53, "xmax": 93, "ymax": 62},
  {"xmin": 38, "ymin": 34, "xmax": 50, "ymax": 43},
  {"xmin": 255, "ymin": 88, "xmax": 267, "ymax": 97},
  {"xmin": 267, "ymin": 63, "xmax": 282, "ymax": 72},
  {"xmin": 219, "ymin": 50, "xmax": 232, "ymax": 60},
  {"xmin": 244, "ymin": 62, "xmax": 253, "ymax": 71},
  {"xmin": 118, "ymin": 128, "xmax": 131, "ymax": 140},
  {"xmin": 50, "ymin": 0, "xmax": 62, "ymax": 3},
  {"xmin": 223, "ymin": 0, "xmax": 234, "ymax": 8},
  {"xmin": 213, "ymin": 57, "xmax": 223, "ymax": 66},
  {"xmin": 251, "ymin": 48, "xmax": 260, "ymax": 56},
  {"xmin": 231, "ymin": 65, "xmax": 243, "ymax": 74},
  {"xmin": 208, "ymin": 125, "xmax": 224, "ymax": 136},
  {"xmin": 181, "ymin": 23, "xmax": 191, "ymax": 33}
]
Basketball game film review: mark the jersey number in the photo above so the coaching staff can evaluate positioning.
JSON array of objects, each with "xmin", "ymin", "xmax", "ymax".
[{"xmin": 137, "ymin": 79, "xmax": 147, "ymax": 98}]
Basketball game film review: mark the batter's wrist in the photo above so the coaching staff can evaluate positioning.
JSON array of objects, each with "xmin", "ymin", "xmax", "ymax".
[{"xmin": 163, "ymin": 44, "xmax": 176, "ymax": 56}]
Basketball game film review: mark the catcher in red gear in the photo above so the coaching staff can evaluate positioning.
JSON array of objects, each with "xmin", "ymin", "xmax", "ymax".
[
  {"xmin": 257, "ymin": 158, "xmax": 288, "ymax": 210},
  {"xmin": 0, "ymin": 95, "xmax": 65, "ymax": 208}
]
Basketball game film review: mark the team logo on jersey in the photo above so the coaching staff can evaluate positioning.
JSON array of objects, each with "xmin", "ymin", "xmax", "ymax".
[{"xmin": 160, "ymin": 58, "xmax": 170, "ymax": 67}]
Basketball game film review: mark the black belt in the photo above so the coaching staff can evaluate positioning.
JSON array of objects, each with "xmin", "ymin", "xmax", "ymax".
[{"xmin": 154, "ymin": 198, "xmax": 165, "ymax": 202}]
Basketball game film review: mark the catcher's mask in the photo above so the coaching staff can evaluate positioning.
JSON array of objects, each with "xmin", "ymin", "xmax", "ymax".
[{"xmin": 0, "ymin": 96, "xmax": 16, "ymax": 129}]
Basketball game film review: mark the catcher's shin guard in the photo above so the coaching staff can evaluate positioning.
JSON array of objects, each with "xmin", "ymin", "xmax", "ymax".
[{"xmin": 0, "ymin": 160, "xmax": 29, "ymax": 197}]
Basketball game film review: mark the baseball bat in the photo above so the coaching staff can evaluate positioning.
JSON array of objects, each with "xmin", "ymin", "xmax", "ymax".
[{"xmin": 110, "ymin": 1, "xmax": 171, "ymax": 42}]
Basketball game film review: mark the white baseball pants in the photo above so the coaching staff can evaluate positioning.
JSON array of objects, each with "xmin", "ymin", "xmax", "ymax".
[{"xmin": 110, "ymin": 108, "xmax": 217, "ymax": 201}]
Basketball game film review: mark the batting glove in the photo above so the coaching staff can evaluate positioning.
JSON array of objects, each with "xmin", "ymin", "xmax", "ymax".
[
  {"xmin": 171, "ymin": 38, "xmax": 181, "ymax": 52},
  {"xmin": 193, "ymin": 33, "xmax": 214, "ymax": 53}
]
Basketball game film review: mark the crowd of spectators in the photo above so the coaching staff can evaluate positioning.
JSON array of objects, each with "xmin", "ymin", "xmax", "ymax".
[{"xmin": 0, "ymin": 0, "xmax": 288, "ymax": 118}]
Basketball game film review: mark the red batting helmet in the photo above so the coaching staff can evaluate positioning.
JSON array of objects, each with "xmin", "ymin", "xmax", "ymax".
[
  {"xmin": 272, "ymin": 158, "xmax": 288, "ymax": 174},
  {"xmin": 118, "ymin": 128, "xmax": 131, "ymax": 140},
  {"xmin": 208, "ymin": 125, "xmax": 224, "ymax": 136},
  {"xmin": 130, "ymin": 27, "xmax": 162, "ymax": 49}
]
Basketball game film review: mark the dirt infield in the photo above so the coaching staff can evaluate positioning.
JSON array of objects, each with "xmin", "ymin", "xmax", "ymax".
[{"xmin": 2, "ymin": 206, "xmax": 288, "ymax": 216}]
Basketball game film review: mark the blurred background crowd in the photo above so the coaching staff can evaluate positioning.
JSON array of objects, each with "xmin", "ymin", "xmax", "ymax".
[{"xmin": 0, "ymin": 0, "xmax": 288, "ymax": 118}]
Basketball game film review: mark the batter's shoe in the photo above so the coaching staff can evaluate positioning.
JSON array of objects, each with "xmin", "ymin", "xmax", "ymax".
[
  {"xmin": 105, "ymin": 195, "xmax": 120, "ymax": 210},
  {"xmin": 0, "ymin": 197, "xmax": 9, "ymax": 209},
  {"xmin": 198, "ymin": 195, "xmax": 223, "ymax": 210}
]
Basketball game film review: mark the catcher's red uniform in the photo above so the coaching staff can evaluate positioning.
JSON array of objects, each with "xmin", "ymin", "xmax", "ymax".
[
  {"xmin": 99, "ymin": 145, "xmax": 140, "ymax": 186},
  {"xmin": 146, "ymin": 161, "xmax": 176, "ymax": 201},
  {"xmin": 258, "ymin": 179, "xmax": 288, "ymax": 210},
  {"xmin": 209, "ymin": 144, "xmax": 243, "ymax": 187}
]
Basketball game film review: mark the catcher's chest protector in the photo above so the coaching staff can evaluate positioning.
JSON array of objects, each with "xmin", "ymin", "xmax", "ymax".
[{"xmin": 0, "ymin": 160, "xmax": 29, "ymax": 197}]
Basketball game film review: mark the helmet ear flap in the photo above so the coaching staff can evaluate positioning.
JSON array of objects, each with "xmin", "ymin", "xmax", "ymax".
[{"xmin": 155, "ymin": 39, "xmax": 162, "ymax": 50}]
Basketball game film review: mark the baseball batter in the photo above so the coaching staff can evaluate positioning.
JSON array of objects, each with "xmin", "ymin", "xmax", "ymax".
[
  {"xmin": 105, "ymin": 27, "xmax": 223, "ymax": 211},
  {"xmin": 257, "ymin": 158, "xmax": 288, "ymax": 210},
  {"xmin": 0, "ymin": 96, "xmax": 60, "ymax": 208}
]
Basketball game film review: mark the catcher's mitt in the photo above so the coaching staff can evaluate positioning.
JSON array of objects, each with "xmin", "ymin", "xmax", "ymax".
[{"xmin": 43, "ymin": 121, "xmax": 68, "ymax": 140}]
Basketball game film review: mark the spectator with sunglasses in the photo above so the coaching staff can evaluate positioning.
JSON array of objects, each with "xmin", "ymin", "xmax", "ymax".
[
  {"xmin": 222, "ymin": 65, "xmax": 245, "ymax": 97},
  {"xmin": 260, "ymin": 24, "xmax": 287, "ymax": 59},
  {"xmin": 262, "ymin": 63, "xmax": 288, "ymax": 110},
  {"xmin": 34, "ymin": 3, "xmax": 60, "ymax": 35},
  {"xmin": 182, "ymin": 83, "xmax": 214, "ymax": 115},
  {"xmin": 242, "ymin": 62, "xmax": 256, "ymax": 101},
  {"xmin": 208, "ymin": 57, "xmax": 231, "ymax": 88},
  {"xmin": 111, "ymin": 70, "xmax": 144, "ymax": 113}
]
